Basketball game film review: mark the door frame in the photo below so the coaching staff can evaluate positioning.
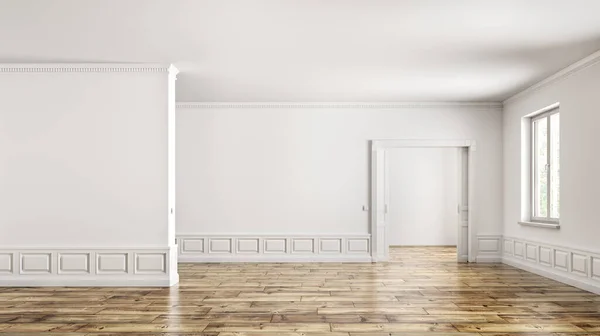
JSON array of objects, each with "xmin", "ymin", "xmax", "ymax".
[{"xmin": 370, "ymin": 139, "xmax": 476, "ymax": 262}]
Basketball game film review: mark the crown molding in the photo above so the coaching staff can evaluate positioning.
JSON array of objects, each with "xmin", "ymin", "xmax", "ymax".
[
  {"xmin": 0, "ymin": 63, "xmax": 178, "ymax": 74},
  {"xmin": 176, "ymin": 102, "xmax": 502, "ymax": 109},
  {"xmin": 504, "ymin": 49, "xmax": 600, "ymax": 105}
]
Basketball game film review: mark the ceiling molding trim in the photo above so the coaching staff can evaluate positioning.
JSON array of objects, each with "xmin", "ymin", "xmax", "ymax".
[
  {"xmin": 176, "ymin": 102, "xmax": 503, "ymax": 109},
  {"xmin": 504, "ymin": 49, "xmax": 600, "ymax": 105},
  {"xmin": 0, "ymin": 63, "xmax": 176, "ymax": 73}
]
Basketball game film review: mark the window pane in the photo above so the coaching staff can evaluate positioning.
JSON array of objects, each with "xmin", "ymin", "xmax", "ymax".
[
  {"xmin": 534, "ymin": 117, "xmax": 548, "ymax": 217},
  {"xmin": 550, "ymin": 113, "xmax": 560, "ymax": 218}
]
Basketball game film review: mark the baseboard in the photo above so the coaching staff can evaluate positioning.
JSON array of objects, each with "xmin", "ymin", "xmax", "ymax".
[
  {"xmin": 0, "ymin": 276, "xmax": 176, "ymax": 287},
  {"xmin": 179, "ymin": 255, "xmax": 372, "ymax": 263},
  {"xmin": 0, "ymin": 245, "xmax": 179, "ymax": 287},
  {"xmin": 476, "ymin": 255, "xmax": 503, "ymax": 263},
  {"xmin": 177, "ymin": 233, "xmax": 371, "ymax": 263},
  {"xmin": 502, "ymin": 236, "xmax": 600, "ymax": 295}
]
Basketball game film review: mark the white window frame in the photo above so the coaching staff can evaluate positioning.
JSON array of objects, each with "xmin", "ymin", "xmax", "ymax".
[{"xmin": 530, "ymin": 107, "xmax": 559, "ymax": 224}]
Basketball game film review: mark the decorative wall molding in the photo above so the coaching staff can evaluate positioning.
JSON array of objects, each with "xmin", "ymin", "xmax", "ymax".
[
  {"xmin": 176, "ymin": 102, "xmax": 503, "ymax": 109},
  {"xmin": 475, "ymin": 234, "xmax": 503, "ymax": 263},
  {"xmin": 0, "ymin": 63, "xmax": 178, "ymax": 74},
  {"xmin": 177, "ymin": 234, "xmax": 371, "ymax": 262},
  {"xmin": 0, "ymin": 246, "xmax": 178, "ymax": 287},
  {"xmin": 502, "ymin": 236, "xmax": 600, "ymax": 295},
  {"xmin": 504, "ymin": 49, "xmax": 600, "ymax": 104}
]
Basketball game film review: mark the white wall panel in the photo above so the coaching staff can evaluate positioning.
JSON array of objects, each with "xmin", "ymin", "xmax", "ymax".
[
  {"xmin": 97, "ymin": 253, "xmax": 128, "ymax": 274},
  {"xmin": 177, "ymin": 234, "xmax": 370, "ymax": 262},
  {"xmin": 320, "ymin": 239, "xmax": 342, "ymax": 253},
  {"xmin": 292, "ymin": 239, "xmax": 314, "ymax": 253},
  {"xmin": 20, "ymin": 253, "xmax": 51, "ymax": 274},
  {"xmin": 592, "ymin": 257, "xmax": 600, "ymax": 280},
  {"xmin": 182, "ymin": 239, "xmax": 204, "ymax": 253},
  {"xmin": 58, "ymin": 253, "xmax": 90, "ymax": 274},
  {"xmin": 237, "ymin": 239, "xmax": 260, "ymax": 254},
  {"xmin": 554, "ymin": 250, "xmax": 569, "ymax": 271},
  {"xmin": 135, "ymin": 253, "xmax": 166, "ymax": 274},
  {"xmin": 514, "ymin": 241, "xmax": 524, "ymax": 258},
  {"xmin": 177, "ymin": 104, "xmax": 502, "ymax": 238},
  {"xmin": 0, "ymin": 253, "xmax": 13, "ymax": 273},
  {"xmin": 0, "ymin": 64, "xmax": 178, "ymax": 286},
  {"xmin": 347, "ymin": 239, "xmax": 369, "ymax": 253},
  {"xmin": 209, "ymin": 239, "xmax": 232, "ymax": 253},
  {"xmin": 539, "ymin": 247, "xmax": 552, "ymax": 266},
  {"xmin": 526, "ymin": 244, "xmax": 538, "ymax": 262},
  {"xmin": 571, "ymin": 253, "xmax": 588, "ymax": 277},
  {"xmin": 264, "ymin": 239, "xmax": 287, "ymax": 254}
]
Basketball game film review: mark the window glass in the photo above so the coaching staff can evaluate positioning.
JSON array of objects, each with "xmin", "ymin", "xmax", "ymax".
[
  {"xmin": 534, "ymin": 117, "xmax": 548, "ymax": 218},
  {"xmin": 550, "ymin": 113, "xmax": 560, "ymax": 218}
]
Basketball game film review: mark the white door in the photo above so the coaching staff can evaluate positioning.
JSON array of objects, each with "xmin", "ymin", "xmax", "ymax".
[
  {"xmin": 371, "ymin": 148, "xmax": 389, "ymax": 261},
  {"xmin": 457, "ymin": 147, "xmax": 469, "ymax": 262}
]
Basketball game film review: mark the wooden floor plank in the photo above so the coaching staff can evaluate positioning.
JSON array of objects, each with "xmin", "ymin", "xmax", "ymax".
[{"xmin": 0, "ymin": 246, "xmax": 599, "ymax": 335}]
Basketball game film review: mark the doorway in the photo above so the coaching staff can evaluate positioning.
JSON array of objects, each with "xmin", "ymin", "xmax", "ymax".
[{"xmin": 370, "ymin": 140, "xmax": 475, "ymax": 262}]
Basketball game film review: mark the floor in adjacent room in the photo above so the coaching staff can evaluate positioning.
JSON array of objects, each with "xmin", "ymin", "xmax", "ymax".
[{"xmin": 1, "ymin": 246, "xmax": 599, "ymax": 335}]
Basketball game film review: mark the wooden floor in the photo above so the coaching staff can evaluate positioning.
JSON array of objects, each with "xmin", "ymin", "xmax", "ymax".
[{"xmin": 1, "ymin": 246, "xmax": 600, "ymax": 335}]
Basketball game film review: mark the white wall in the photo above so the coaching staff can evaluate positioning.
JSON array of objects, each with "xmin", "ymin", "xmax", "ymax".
[
  {"xmin": 177, "ymin": 104, "xmax": 503, "ymax": 249},
  {"xmin": 0, "ymin": 64, "xmax": 178, "ymax": 286},
  {"xmin": 503, "ymin": 58, "xmax": 600, "ymax": 252},
  {"xmin": 387, "ymin": 148, "xmax": 458, "ymax": 246}
]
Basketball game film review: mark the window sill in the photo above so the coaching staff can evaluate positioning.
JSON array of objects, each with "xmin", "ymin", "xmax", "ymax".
[{"xmin": 518, "ymin": 221, "xmax": 560, "ymax": 229}]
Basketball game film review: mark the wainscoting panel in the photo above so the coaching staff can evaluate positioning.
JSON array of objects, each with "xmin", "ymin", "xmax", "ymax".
[
  {"xmin": 592, "ymin": 257, "xmax": 600, "ymax": 280},
  {"xmin": 264, "ymin": 239, "xmax": 287, "ymax": 254},
  {"xmin": 526, "ymin": 244, "xmax": 538, "ymax": 262},
  {"xmin": 58, "ymin": 253, "xmax": 90, "ymax": 274},
  {"xmin": 177, "ymin": 234, "xmax": 371, "ymax": 262},
  {"xmin": 291, "ymin": 239, "xmax": 314, "ymax": 254},
  {"xmin": 347, "ymin": 238, "xmax": 369, "ymax": 253},
  {"xmin": 135, "ymin": 253, "xmax": 166, "ymax": 274},
  {"xmin": 0, "ymin": 246, "xmax": 178, "ymax": 287},
  {"xmin": 571, "ymin": 253, "xmax": 588, "ymax": 277},
  {"xmin": 319, "ymin": 239, "xmax": 342, "ymax": 253},
  {"xmin": 554, "ymin": 249, "xmax": 569, "ymax": 271},
  {"xmin": 20, "ymin": 253, "xmax": 51, "ymax": 274},
  {"xmin": 182, "ymin": 239, "xmax": 204, "ymax": 253},
  {"xmin": 539, "ymin": 246, "xmax": 552, "ymax": 266},
  {"xmin": 503, "ymin": 238, "xmax": 514, "ymax": 255},
  {"xmin": 475, "ymin": 234, "xmax": 502, "ymax": 262},
  {"xmin": 97, "ymin": 253, "xmax": 128, "ymax": 274},
  {"xmin": 237, "ymin": 239, "xmax": 260, "ymax": 254},
  {"xmin": 209, "ymin": 239, "xmax": 233, "ymax": 253},
  {"xmin": 502, "ymin": 236, "xmax": 600, "ymax": 295},
  {"xmin": 514, "ymin": 241, "xmax": 524, "ymax": 258},
  {"xmin": 0, "ymin": 253, "xmax": 14, "ymax": 273}
]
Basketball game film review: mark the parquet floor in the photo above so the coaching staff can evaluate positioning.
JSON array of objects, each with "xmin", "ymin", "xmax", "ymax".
[{"xmin": 1, "ymin": 246, "xmax": 600, "ymax": 335}]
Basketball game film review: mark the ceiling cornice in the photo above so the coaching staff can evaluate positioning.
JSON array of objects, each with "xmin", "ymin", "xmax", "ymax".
[
  {"xmin": 0, "ymin": 63, "xmax": 178, "ymax": 73},
  {"xmin": 176, "ymin": 102, "xmax": 503, "ymax": 109},
  {"xmin": 504, "ymin": 49, "xmax": 600, "ymax": 105}
]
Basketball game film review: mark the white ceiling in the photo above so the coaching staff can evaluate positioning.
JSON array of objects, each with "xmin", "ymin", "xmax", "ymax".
[{"xmin": 1, "ymin": 0, "xmax": 600, "ymax": 102}]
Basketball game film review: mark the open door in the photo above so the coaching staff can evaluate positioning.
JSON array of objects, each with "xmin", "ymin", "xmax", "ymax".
[
  {"xmin": 457, "ymin": 148, "xmax": 469, "ymax": 262},
  {"xmin": 371, "ymin": 148, "xmax": 389, "ymax": 261}
]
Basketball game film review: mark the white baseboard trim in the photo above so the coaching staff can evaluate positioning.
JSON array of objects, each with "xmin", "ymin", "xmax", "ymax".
[
  {"xmin": 179, "ymin": 255, "xmax": 372, "ymax": 263},
  {"xmin": 0, "ymin": 245, "xmax": 179, "ymax": 287},
  {"xmin": 502, "ymin": 236, "xmax": 600, "ymax": 295},
  {"xmin": 177, "ymin": 233, "xmax": 371, "ymax": 263},
  {"xmin": 476, "ymin": 255, "xmax": 503, "ymax": 263}
]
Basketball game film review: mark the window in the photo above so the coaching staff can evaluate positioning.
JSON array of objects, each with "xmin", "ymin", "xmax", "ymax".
[{"xmin": 531, "ymin": 108, "xmax": 560, "ymax": 223}]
